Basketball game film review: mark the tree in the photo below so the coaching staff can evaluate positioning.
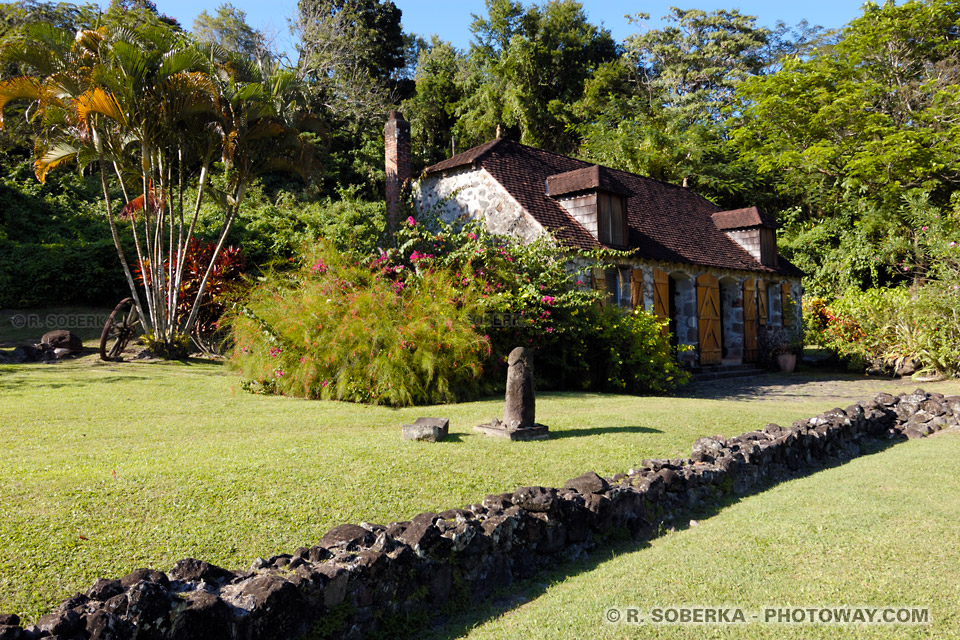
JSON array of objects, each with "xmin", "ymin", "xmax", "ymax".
[
  {"xmin": 295, "ymin": 0, "xmax": 406, "ymax": 123},
  {"xmin": 103, "ymin": 0, "xmax": 181, "ymax": 30},
  {"xmin": 576, "ymin": 8, "xmax": 780, "ymax": 201},
  {"xmin": 457, "ymin": 0, "xmax": 617, "ymax": 154},
  {"xmin": 192, "ymin": 3, "xmax": 269, "ymax": 64},
  {"xmin": 732, "ymin": 0, "xmax": 960, "ymax": 215},
  {"xmin": 0, "ymin": 21, "xmax": 315, "ymax": 353},
  {"xmin": 401, "ymin": 37, "xmax": 468, "ymax": 169}
]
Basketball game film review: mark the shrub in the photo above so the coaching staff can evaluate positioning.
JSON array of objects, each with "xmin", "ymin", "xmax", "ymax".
[
  {"xmin": 229, "ymin": 240, "xmax": 491, "ymax": 406},
  {"xmin": 811, "ymin": 285, "xmax": 960, "ymax": 377},
  {"xmin": 382, "ymin": 209, "xmax": 689, "ymax": 393}
]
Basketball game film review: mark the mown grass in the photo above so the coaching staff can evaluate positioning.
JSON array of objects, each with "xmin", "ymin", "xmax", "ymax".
[
  {"xmin": 0, "ymin": 352, "xmax": 957, "ymax": 626},
  {"xmin": 444, "ymin": 434, "xmax": 960, "ymax": 640}
]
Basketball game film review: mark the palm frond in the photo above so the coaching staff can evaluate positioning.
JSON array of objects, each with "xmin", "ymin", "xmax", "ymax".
[
  {"xmin": 0, "ymin": 77, "xmax": 44, "ymax": 128},
  {"xmin": 159, "ymin": 48, "xmax": 204, "ymax": 78},
  {"xmin": 34, "ymin": 141, "xmax": 80, "ymax": 182},
  {"xmin": 75, "ymin": 88, "xmax": 127, "ymax": 126}
]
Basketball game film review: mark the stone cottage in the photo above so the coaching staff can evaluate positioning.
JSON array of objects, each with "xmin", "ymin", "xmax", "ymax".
[{"xmin": 385, "ymin": 112, "xmax": 803, "ymax": 368}]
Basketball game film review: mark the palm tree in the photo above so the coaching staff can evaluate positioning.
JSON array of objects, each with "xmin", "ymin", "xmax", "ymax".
[{"xmin": 0, "ymin": 20, "xmax": 316, "ymax": 355}]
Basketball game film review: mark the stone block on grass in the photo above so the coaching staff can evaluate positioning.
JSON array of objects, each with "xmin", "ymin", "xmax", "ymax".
[{"xmin": 402, "ymin": 418, "xmax": 449, "ymax": 442}]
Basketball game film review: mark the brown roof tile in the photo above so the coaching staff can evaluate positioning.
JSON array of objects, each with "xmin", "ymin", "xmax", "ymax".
[
  {"xmin": 424, "ymin": 139, "xmax": 801, "ymax": 277},
  {"xmin": 712, "ymin": 206, "xmax": 778, "ymax": 230},
  {"xmin": 545, "ymin": 165, "xmax": 631, "ymax": 197}
]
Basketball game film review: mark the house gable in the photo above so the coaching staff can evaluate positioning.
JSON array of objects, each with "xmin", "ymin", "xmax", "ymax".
[{"xmin": 415, "ymin": 165, "xmax": 547, "ymax": 245}]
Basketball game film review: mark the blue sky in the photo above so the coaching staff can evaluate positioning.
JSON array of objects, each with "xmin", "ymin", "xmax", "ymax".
[{"xmin": 101, "ymin": 0, "xmax": 873, "ymax": 58}]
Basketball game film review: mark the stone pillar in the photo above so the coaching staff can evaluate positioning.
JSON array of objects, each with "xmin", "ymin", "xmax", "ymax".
[
  {"xmin": 503, "ymin": 347, "xmax": 535, "ymax": 429},
  {"xmin": 384, "ymin": 110, "xmax": 410, "ymax": 234}
]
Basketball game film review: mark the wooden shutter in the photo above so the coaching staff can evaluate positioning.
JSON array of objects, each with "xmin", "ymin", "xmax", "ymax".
[
  {"xmin": 757, "ymin": 279, "xmax": 768, "ymax": 326},
  {"xmin": 781, "ymin": 282, "xmax": 793, "ymax": 326},
  {"xmin": 630, "ymin": 269, "xmax": 644, "ymax": 310},
  {"xmin": 652, "ymin": 267, "xmax": 669, "ymax": 336},
  {"xmin": 743, "ymin": 279, "xmax": 758, "ymax": 363},
  {"xmin": 592, "ymin": 268, "xmax": 607, "ymax": 307},
  {"xmin": 696, "ymin": 273, "xmax": 722, "ymax": 366}
]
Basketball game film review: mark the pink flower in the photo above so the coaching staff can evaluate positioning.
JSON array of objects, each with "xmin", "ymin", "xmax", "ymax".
[
  {"xmin": 541, "ymin": 295, "xmax": 555, "ymax": 305},
  {"xmin": 467, "ymin": 232, "xmax": 477, "ymax": 240},
  {"xmin": 310, "ymin": 259, "xmax": 327, "ymax": 274},
  {"xmin": 269, "ymin": 346, "xmax": 282, "ymax": 358},
  {"xmin": 275, "ymin": 369, "xmax": 284, "ymax": 378},
  {"xmin": 951, "ymin": 242, "xmax": 957, "ymax": 247},
  {"xmin": 922, "ymin": 226, "xmax": 929, "ymax": 231},
  {"xmin": 545, "ymin": 327, "xmax": 554, "ymax": 333},
  {"xmin": 407, "ymin": 216, "xmax": 416, "ymax": 226},
  {"xmin": 410, "ymin": 251, "xmax": 422, "ymax": 262}
]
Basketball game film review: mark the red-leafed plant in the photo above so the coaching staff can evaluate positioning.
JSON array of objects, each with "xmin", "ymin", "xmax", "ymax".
[{"xmin": 135, "ymin": 240, "xmax": 245, "ymax": 354}]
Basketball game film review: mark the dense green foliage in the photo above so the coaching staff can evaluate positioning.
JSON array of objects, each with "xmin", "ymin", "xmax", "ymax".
[
  {"xmin": 387, "ymin": 211, "xmax": 688, "ymax": 393},
  {"xmin": 229, "ymin": 204, "xmax": 687, "ymax": 406},
  {"xmin": 0, "ymin": 150, "xmax": 129, "ymax": 307},
  {"xmin": 230, "ymin": 239, "xmax": 490, "ymax": 405}
]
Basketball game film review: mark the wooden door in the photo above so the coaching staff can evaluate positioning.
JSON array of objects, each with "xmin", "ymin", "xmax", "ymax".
[
  {"xmin": 757, "ymin": 279, "xmax": 768, "ymax": 327},
  {"xmin": 743, "ymin": 279, "xmax": 758, "ymax": 362},
  {"xmin": 630, "ymin": 269, "xmax": 644, "ymax": 310},
  {"xmin": 697, "ymin": 273, "xmax": 722, "ymax": 366},
  {"xmin": 652, "ymin": 267, "xmax": 669, "ymax": 336}
]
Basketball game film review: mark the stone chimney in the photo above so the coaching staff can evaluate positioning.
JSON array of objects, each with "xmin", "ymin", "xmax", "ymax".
[{"xmin": 384, "ymin": 110, "xmax": 410, "ymax": 233}]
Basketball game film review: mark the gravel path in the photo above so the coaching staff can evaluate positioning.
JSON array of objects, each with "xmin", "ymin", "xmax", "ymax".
[{"xmin": 684, "ymin": 369, "xmax": 960, "ymax": 406}]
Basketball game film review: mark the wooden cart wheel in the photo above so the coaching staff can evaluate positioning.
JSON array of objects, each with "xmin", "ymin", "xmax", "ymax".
[{"xmin": 99, "ymin": 298, "xmax": 142, "ymax": 362}]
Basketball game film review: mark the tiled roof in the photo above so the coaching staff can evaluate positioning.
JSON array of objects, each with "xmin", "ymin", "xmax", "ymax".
[
  {"xmin": 712, "ymin": 206, "xmax": 778, "ymax": 230},
  {"xmin": 545, "ymin": 165, "xmax": 631, "ymax": 197},
  {"xmin": 424, "ymin": 139, "xmax": 802, "ymax": 277}
]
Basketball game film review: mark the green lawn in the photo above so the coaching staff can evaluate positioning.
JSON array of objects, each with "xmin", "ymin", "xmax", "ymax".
[
  {"xmin": 0, "ymin": 352, "xmax": 958, "ymax": 628},
  {"xmin": 443, "ymin": 433, "xmax": 960, "ymax": 640}
]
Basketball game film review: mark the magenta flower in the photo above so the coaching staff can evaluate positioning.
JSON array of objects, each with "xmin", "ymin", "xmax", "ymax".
[
  {"xmin": 407, "ymin": 216, "xmax": 417, "ymax": 226},
  {"xmin": 467, "ymin": 232, "xmax": 477, "ymax": 240},
  {"xmin": 269, "ymin": 346, "xmax": 282, "ymax": 358},
  {"xmin": 541, "ymin": 295, "xmax": 555, "ymax": 305}
]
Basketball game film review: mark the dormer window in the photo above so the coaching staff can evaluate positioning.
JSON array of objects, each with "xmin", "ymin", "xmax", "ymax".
[
  {"xmin": 598, "ymin": 192, "xmax": 626, "ymax": 246},
  {"xmin": 546, "ymin": 165, "xmax": 630, "ymax": 248},
  {"xmin": 711, "ymin": 206, "xmax": 779, "ymax": 267}
]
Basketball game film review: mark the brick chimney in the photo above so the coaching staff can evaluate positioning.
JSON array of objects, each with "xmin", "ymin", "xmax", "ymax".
[{"xmin": 384, "ymin": 110, "xmax": 410, "ymax": 233}]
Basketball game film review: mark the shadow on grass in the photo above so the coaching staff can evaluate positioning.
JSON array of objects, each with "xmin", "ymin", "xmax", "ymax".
[
  {"xmin": 408, "ymin": 436, "xmax": 902, "ymax": 640},
  {"xmin": 678, "ymin": 367, "xmax": 885, "ymax": 402},
  {"xmin": 550, "ymin": 425, "xmax": 662, "ymax": 439}
]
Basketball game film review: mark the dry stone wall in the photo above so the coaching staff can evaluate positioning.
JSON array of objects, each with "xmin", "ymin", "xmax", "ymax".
[{"xmin": 2, "ymin": 391, "xmax": 959, "ymax": 640}]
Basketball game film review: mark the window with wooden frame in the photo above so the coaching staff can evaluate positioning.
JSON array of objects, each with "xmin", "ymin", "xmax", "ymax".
[
  {"xmin": 781, "ymin": 282, "xmax": 794, "ymax": 326},
  {"xmin": 598, "ymin": 192, "xmax": 627, "ymax": 247}
]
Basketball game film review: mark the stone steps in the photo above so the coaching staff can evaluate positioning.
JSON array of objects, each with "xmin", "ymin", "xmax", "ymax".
[{"xmin": 690, "ymin": 364, "xmax": 767, "ymax": 382}]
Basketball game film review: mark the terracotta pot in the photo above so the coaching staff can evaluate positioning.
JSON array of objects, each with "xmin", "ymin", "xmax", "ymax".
[{"xmin": 777, "ymin": 352, "xmax": 797, "ymax": 373}]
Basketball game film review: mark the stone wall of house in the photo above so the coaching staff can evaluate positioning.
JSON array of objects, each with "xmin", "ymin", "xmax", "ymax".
[
  {"xmin": 3, "ymin": 391, "xmax": 956, "ymax": 640},
  {"xmin": 414, "ymin": 168, "xmax": 545, "ymax": 244},
  {"xmin": 720, "ymin": 280, "xmax": 744, "ymax": 361},
  {"xmin": 633, "ymin": 260, "xmax": 800, "ymax": 364}
]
